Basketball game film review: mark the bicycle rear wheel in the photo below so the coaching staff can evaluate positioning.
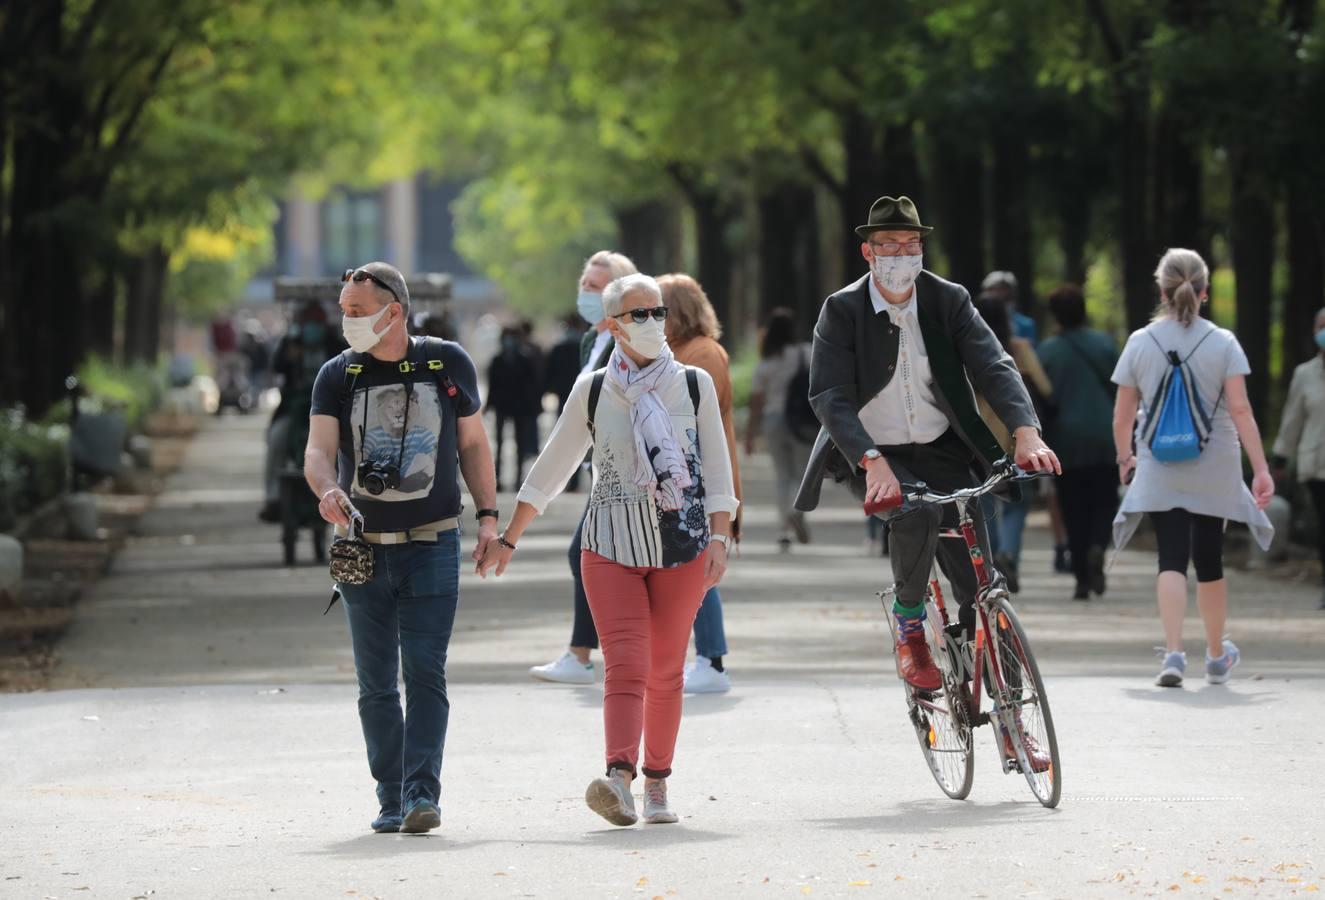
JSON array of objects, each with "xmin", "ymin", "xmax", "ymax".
[
  {"xmin": 986, "ymin": 595, "xmax": 1062, "ymax": 808},
  {"xmin": 885, "ymin": 597, "xmax": 974, "ymax": 800}
]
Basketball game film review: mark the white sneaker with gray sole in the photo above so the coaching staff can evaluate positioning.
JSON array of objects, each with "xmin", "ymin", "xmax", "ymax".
[
  {"xmin": 1155, "ymin": 649, "xmax": 1186, "ymax": 687},
  {"xmin": 642, "ymin": 779, "xmax": 678, "ymax": 824},
  {"xmin": 585, "ymin": 769, "xmax": 637, "ymax": 827},
  {"xmin": 529, "ymin": 651, "xmax": 594, "ymax": 685}
]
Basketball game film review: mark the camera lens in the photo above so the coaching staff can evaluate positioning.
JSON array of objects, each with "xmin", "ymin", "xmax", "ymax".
[{"xmin": 363, "ymin": 472, "xmax": 386, "ymax": 495}]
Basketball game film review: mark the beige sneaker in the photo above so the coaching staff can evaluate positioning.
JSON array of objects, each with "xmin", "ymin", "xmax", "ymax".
[
  {"xmin": 585, "ymin": 768, "xmax": 637, "ymax": 826},
  {"xmin": 642, "ymin": 779, "xmax": 678, "ymax": 824}
]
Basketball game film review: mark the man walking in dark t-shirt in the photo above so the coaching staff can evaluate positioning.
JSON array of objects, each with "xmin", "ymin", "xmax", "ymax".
[{"xmin": 304, "ymin": 261, "xmax": 498, "ymax": 835}]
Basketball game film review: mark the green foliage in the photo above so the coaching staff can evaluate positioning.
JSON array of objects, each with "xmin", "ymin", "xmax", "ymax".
[
  {"xmin": 729, "ymin": 339, "xmax": 760, "ymax": 412},
  {"xmin": 73, "ymin": 357, "xmax": 165, "ymax": 433},
  {"xmin": 0, "ymin": 409, "xmax": 69, "ymax": 532}
]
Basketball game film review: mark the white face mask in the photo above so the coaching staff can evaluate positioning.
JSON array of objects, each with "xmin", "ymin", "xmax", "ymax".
[
  {"xmin": 872, "ymin": 253, "xmax": 924, "ymax": 295},
  {"xmin": 342, "ymin": 304, "xmax": 392, "ymax": 353},
  {"xmin": 621, "ymin": 317, "xmax": 667, "ymax": 359}
]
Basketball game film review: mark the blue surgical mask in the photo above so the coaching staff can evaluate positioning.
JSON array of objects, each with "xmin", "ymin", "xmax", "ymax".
[
  {"xmin": 1315, "ymin": 329, "xmax": 1325, "ymax": 350},
  {"xmin": 577, "ymin": 290, "xmax": 605, "ymax": 325}
]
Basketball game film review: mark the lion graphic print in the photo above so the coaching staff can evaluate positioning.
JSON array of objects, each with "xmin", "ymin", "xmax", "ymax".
[{"xmin": 349, "ymin": 381, "xmax": 442, "ymax": 502}]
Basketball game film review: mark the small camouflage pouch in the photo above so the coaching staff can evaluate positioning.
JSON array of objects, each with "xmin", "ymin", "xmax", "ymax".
[{"xmin": 329, "ymin": 515, "xmax": 374, "ymax": 586}]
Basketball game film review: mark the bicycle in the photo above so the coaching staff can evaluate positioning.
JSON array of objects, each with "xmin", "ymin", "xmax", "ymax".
[{"xmin": 876, "ymin": 460, "xmax": 1062, "ymax": 808}]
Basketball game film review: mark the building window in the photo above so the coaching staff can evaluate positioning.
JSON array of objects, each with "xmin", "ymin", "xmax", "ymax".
[{"xmin": 321, "ymin": 189, "xmax": 383, "ymax": 274}]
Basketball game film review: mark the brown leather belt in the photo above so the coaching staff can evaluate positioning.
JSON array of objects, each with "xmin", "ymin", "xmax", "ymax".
[{"xmin": 334, "ymin": 517, "xmax": 460, "ymax": 545}]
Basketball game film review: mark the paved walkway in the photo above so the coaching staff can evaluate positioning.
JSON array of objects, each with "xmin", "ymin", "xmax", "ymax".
[{"xmin": 4, "ymin": 414, "xmax": 1322, "ymax": 898}]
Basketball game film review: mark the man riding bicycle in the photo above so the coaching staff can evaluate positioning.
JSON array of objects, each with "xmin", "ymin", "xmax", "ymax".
[{"xmin": 794, "ymin": 196, "xmax": 1062, "ymax": 693}]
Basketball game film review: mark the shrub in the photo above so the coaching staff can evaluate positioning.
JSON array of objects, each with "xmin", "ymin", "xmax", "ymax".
[{"xmin": 0, "ymin": 408, "xmax": 69, "ymax": 532}]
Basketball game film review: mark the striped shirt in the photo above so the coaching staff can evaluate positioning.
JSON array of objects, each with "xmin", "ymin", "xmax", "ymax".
[{"xmin": 517, "ymin": 365, "xmax": 739, "ymax": 568}]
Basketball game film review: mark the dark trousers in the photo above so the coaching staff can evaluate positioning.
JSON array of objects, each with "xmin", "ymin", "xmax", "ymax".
[
  {"xmin": 338, "ymin": 533, "xmax": 460, "ymax": 811},
  {"xmin": 495, "ymin": 414, "xmax": 540, "ymax": 489},
  {"xmin": 874, "ymin": 430, "xmax": 994, "ymax": 635},
  {"xmin": 1055, "ymin": 464, "xmax": 1119, "ymax": 589},
  {"xmin": 1307, "ymin": 481, "xmax": 1325, "ymax": 584},
  {"xmin": 1150, "ymin": 508, "xmax": 1226, "ymax": 582},
  {"xmin": 568, "ymin": 500, "xmax": 599, "ymax": 649}
]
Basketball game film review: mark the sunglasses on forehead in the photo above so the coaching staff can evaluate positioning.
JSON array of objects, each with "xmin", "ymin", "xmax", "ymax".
[
  {"xmin": 342, "ymin": 268, "xmax": 400, "ymax": 305},
  {"xmin": 611, "ymin": 306, "xmax": 669, "ymax": 324}
]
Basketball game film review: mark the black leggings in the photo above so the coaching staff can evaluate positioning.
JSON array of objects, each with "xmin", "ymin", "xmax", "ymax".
[{"xmin": 1149, "ymin": 508, "xmax": 1226, "ymax": 582}]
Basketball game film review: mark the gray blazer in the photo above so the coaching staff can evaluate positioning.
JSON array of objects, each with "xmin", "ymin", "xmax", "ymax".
[{"xmin": 794, "ymin": 271, "xmax": 1039, "ymax": 511}]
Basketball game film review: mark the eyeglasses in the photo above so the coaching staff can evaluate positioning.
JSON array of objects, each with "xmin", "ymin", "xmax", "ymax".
[
  {"xmin": 612, "ymin": 306, "xmax": 669, "ymax": 324},
  {"xmin": 868, "ymin": 239, "xmax": 925, "ymax": 257},
  {"xmin": 342, "ymin": 268, "xmax": 400, "ymax": 305}
]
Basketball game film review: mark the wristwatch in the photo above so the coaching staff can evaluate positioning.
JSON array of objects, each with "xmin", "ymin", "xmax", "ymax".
[
  {"xmin": 860, "ymin": 448, "xmax": 883, "ymax": 468},
  {"xmin": 476, "ymin": 508, "xmax": 500, "ymax": 522},
  {"xmin": 710, "ymin": 533, "xmax": 731, "ymax": 549}
]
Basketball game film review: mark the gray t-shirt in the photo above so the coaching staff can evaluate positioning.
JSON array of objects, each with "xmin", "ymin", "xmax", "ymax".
[
  {"xmin": 752, "ymin": 343, "xmax": 811, "ymax": 418},
  {"xmin": 1112, "ymin": 318, "xmax": 1250, "ymax": 457},
  {"xmin": 1109, "ymin": 317, "xmax": 1271, "ymax": 554}
]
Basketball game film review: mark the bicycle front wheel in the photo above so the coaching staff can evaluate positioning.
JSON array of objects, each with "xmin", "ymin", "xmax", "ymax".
[{"xmin": 986, "ymin": 596, "xmax": 1062, "ymax": 808}]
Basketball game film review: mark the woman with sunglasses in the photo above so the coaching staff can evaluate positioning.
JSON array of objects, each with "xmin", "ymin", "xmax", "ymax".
[{"xmin": 478, "ymin": 273, "xmax": 737, "ymax": 827}]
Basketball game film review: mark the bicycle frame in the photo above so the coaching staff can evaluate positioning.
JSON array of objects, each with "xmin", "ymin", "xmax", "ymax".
[{"xmin": 905, "ymin": 469, "xmax": 1036, "ymax": 747}]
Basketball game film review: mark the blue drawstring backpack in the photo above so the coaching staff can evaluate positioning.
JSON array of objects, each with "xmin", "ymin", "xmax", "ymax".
[{"xmin": 1140, "ymin": 329, "xmax": 1222, "ymax": 463}]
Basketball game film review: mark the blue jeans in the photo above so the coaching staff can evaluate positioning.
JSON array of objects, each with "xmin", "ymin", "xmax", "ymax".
[
  {"xmin": 339, "ymin": 532, "xmax": 460, "ymax": 811},
  {"xmin": 692, "ymin": 587, "xmax": 728, "ymax": 659},
  {"xmin": 993, "ymin": 493, "xmax": 1031, "ymax": 566}
]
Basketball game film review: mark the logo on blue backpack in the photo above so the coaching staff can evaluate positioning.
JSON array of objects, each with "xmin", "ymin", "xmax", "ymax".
[{"xmin": 1139, "ymin": 331, "xmax": 1221, "ymax": 463}]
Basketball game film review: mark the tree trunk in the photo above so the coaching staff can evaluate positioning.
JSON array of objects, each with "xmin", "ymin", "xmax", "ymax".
[
  {"xmin": 928, "ymin": 129, "xmax": 986, "ymax": 293},
  {"xmin": 837, "ymin": 109, "xmax": 884, "ymax": 284},
  {"xmin": 756, "ymin": 181, "xmax": 819, "ymax": 335},
  {"xmin": 1117, "ymin": 86, "xmax": 1155, "ymax": 332},
  {"xmin": 1285, "ymin": 193, "xmax": 1324, "ymax": 373},
  {"xmin": 991, "ymin": 130, "xmax": 1034, "ymax": 317},
  {"xmin": 615, "ymin": 199, "xmax": 681, "ymax": 275},
  {"xmin": 688, "ymin": 189, "xmax": 738, "ymax": 342},
  {"xmin": 1230, "ymin": 160, "xmax": 1276, "ymax": 416},
  {"xmin": 1153, "ymin": 115, "xmax": 1208, "ymax": 263},
  {"xmin": 123, "ymin": 246, "xmax": 168, "ymax": 364}
]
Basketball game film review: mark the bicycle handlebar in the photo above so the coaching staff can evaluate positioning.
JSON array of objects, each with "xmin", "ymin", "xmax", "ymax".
[{"xmin": 867, "ymin": 458, "xmax": 1051, "ymax": 514}]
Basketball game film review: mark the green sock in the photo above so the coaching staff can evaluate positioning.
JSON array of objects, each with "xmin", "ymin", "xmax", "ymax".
[{"xmin": 892, "ymin": 599, "xmax": 925, "ymax": 619}]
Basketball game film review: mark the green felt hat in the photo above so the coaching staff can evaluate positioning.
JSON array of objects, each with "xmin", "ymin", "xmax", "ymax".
[{"xmin": 855, "ymin": 195, "xmax": 933, "ymax": 239}]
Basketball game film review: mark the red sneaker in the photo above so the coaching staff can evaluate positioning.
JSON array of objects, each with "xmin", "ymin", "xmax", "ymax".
[
  {"xmin": 897, "ymin": 633, "xmax": 942, "ymax": 691},
  {"xmin": 1002, "ymin": 728, "xmax": 1052, "ymax": 773}
]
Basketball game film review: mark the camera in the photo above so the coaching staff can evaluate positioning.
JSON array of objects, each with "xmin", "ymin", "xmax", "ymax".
[{"xmin": 357, "ymin": 459, "xmax": 401, "ymax": 496}]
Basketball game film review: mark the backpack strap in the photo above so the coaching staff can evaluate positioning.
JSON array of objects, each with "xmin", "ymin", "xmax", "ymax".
[
  {"xmin": 586, "ymin": 365, "xmax": 699, "ymax": 436},
  {"xmin": 586, "ymin": 368, "xmax": 607, "ymax": 436}
]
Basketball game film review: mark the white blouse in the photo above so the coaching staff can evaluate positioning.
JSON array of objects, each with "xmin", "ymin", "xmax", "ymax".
[{"xmin": 517, "ymin": 364, "xmax": 739, "ymax": 568}]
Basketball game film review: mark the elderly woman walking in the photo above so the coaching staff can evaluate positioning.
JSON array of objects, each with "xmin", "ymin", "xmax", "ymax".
[
  {"xmin": 1272, "ymin": 308, "xmax": 1325, "ymax": 611},
  {"xmin": 660, "ymin": 273, "xmax": 741, "ymax": 694},
  {"xmin": 479, "ymin": 273, "xmax": 738, "ymax": 826},
  {"xmin": 1111, "ymin": 248, "xmax": 1274, "ymax": 688}
]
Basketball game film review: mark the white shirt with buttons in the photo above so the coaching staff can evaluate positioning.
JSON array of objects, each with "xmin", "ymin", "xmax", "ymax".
[{"xmin": 857, "ymin": 277, "xmax": 950, "ymax": 447}]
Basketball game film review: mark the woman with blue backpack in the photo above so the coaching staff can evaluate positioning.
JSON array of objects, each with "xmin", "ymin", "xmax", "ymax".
[{"xmin": 1110, "ymin": 248, "xmax": 1275, "ymax": 688}]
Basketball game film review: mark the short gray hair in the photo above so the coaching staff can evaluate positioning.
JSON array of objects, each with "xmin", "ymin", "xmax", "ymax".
[
  {"xmin": 603, "ymin": 273, "xmax": 661, "ymax": 317},
  {"xmin": 585, "ymin": 250, "xmax": 638, "ymax": 282}
]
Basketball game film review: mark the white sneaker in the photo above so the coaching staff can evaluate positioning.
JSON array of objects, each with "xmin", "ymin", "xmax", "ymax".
[
  {"xmin": 683, "ymin": 656, "xmax": 731, "ymax": 694},
  {"xmin": 642, "ymin": 779, "xmax": 678, "ymax": 824},
  {"xmin": 529, "ymin": 651, "xmax": 594, "ymax": 685},
  {"xmin": 586, "ymin": 768, "xmax": 638, "ymax": 826}
]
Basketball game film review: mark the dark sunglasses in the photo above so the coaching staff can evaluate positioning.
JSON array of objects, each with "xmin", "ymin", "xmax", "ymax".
[
  {"xmin": 342, "ymin": 268, "xmax": 400, "ymax": 305},
  {"xmin": 611, "ymin": 306, "xmax": 669, "ymax": 324}
]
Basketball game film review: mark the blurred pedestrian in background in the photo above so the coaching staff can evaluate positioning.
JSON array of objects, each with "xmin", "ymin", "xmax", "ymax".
[
  {"xmin": 660, "ymin": 272, "xmax": 740, "ymax": 693},
  {"xmin": 545, "ymin": 313, "xmax": 587, "ymax": 415},
  {"xmin": 480, "ymin": 273, "xmax": 737, "ymax": 827},
  {"xmin": 981, "ymin": 270, "xmax": 1037, "ymax": 345},
  {"xmin": 1271, "ymin": 307, "xmax": 1325, "ymax": 611},
  {"xmin": 1111, "ymin": 248, "xmax": 1274, "ymax": 688},
  {"xmin": 745, "ymin": 307, "xmax": 815, "ymax": 551},
  {"xmin": 487, "ymin": 323, "xmax": 543, "ymax": 491},
  {"xmin": 1037, "ymin": 284, "xmax": 1119, "ymax": 600},
  {"xmin": 973, "ymin": 293, "xmax": 1054, "ymax": 593},
  {"xmin": 528, "ymin": 250, "xmax": 638, "ymax": 685},
  {"xmin": 259, "ymin": 300, "xmax": 344, "ymax": 523}
]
